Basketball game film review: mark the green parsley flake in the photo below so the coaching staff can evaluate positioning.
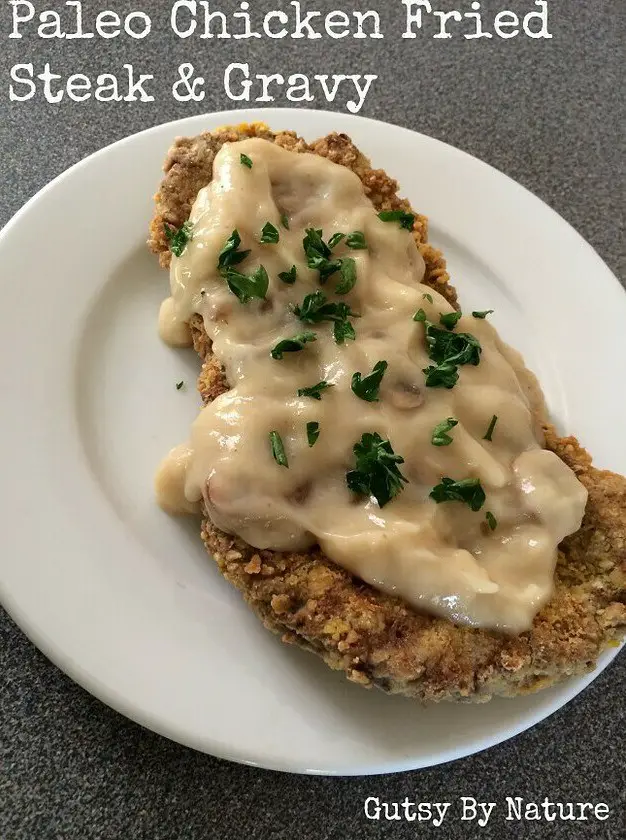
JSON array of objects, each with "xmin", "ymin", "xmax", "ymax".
[
  {"xmin": 335, "ymin": 257, "xmax": 357, "ymax": 295},
  {"xmin": 240, "ymin": 153, "xmax": 253, "ymax": 169},
  {"xmin": 175, "ymin": 381, "xmax": 184, "ymax": 391},
  {"xmin": 472, "ymin": 310, "xmax": 494, "ymax": 319},
  {"xmin": 278, "ymin": 265, "xmax": 297, "ymax": 285},
  {"xmin": 346, "ymin": 231, "xmax": 367, "ymax": 250},
  {"xmin": 164, "ymin": 221, "xmax": 193, "ymax": 258},
  {"xmin": 260, "ymin": 222, "xmax": 280, "ymax": 244},
  {"xmin": 423, "ymin": 293, "xmax": 434, "ymax": 304},
  {"xmin": 483, "ymin": 415, "xmax": 498, "ymax": 442},
  {"xmin": 269, "ymin": 431, "xmax": 288, "ymax": 467},
  {"xmin": 328, "ymin": 232, "xmax": 346, "ymax": 250},
  {"xmin": 217, "ymin": 230, "xmax": 250, "ymax": 271},
  {"xmin": 271, "ymin": 331, "xmax": 317, "ymax": 360},
  {"xmin": 414, "ymin": 308, "xmax": 481, "ymax": 389},
  {"xmin": 486, "ymin": 511, "xmax": 497, "ymax": 531},
  {"xmin": 431, "ymin": 417, "xmax": 458, "ymax": 446},
  {"xmin": 294, "ymin": 291, "xmax": 357, "ymax": 344},
  {"xmin": 280, "ymin": 213, "xmax": 290, "ymax": 230},
  {"xmin": 351, "ymin": 361, "xmax": 388, "ymax": 402},
  {"xmin": 303, "ymin": 228, "xmax": 342, "ymax": 283},
  {"xmin": 439, "ymin": 310, "xmax": 463, "ymax": 330},
  {"xmin": 429, "ymin": 477, "xmax": 486, "ymax": 512},
  {"xmin": 297, "ymin": 381, "xmax": 334, "ymax": 400},
  {"xmin": 346, "ymin": 432, "xmax": 408, "ymax": 508},
  {"xmin": 306, "ymin": 422, "xmax": 320, "ymax": 447},
  {"xmin": 222, "ymin": 265, "xmax": 269, "ymax": 304},
  {"xmin": 378, "ymin": 210, "xmax": 415, "ymax": 231}
]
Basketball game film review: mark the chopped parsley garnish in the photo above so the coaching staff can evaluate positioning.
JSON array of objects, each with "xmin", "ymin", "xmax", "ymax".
[
  {"xmin": 472, "ymin": 310, "xmax": 494, "ymax": 319},
  {"xmin": 306, "ymin": 422, "xmax": 320, "ymax": 447},
  {"xmin": 351, "ymin": 360, "xmax": 388, "ymax": 402},
  {"xmin": 175, "ymin": 380, "xmax": 184, "ymax": 391},
  {"xmin": 278, "ymin": 265, "xmax": 297, "ymax": 285},
  {"xmin": 217, "ymin": 230, "xmax": 251, "ymax": 271},
  {"xmin": 429, "ymin": 477, "xmax": 486, "ymax": 512},
  {"xmin": 164, "ymin": 221, "xmax": 193, "ymax": 258},
  {"xmin": 216, "ymin": 230, "xmax": 266, "ymax": 303},
  {"xmin": 294, "ymin": 291, "xmax": 353, "ymax": 324},
  {"xmin": 422, "ymin": 363, "xmax": 459, "ymax": 389},
  {"xmin": 269, "ymin": 431, "xmax": 288, "ymax": 467},
  {"xmin": 260, "ymin": 222, "xmax": 280, "ymax": 244},
  {"xmin": 294, "ymin": 291, "xmax": 357, "ymax": 344},
  {"xmin": 439, "ymin": 310, "xmax": 463, "ymax": 330},
  {"xmin": 240, "ymin": 153, "xmax": 253, "ymax": 169},
  {"xmin": 378, "ymin": 210, "xmax": 415, "ymax": 231},
  {"xmin": 414, "ymin": 308, "xmax": 481, "ymax": 389},
  {"xmin": 346, "ymin": 231, "xmax": 367, "ymax": 250},
  {"xmin": 346, "ymin": 432, "xmax": 408, "ymax": 508},
  {"xmin": 335, "ymin": 258, "xmax": 357, "ymax": 295},
  {"xmin": 334, "ymin": 319, "xmax": 356, "ymax": 345},
  {"xmin": 431, "ymin": 417, "xmax": 458, "ymax": 446},
  {"xmin": 271, "ymin": 331, "xmax": 317, "ymax": 360},
  {"xmin": 303, "ymin": 228, "xmax": 342, "ymax": 283},
  {"xmin": 222, "ymin": 265, "xmax": 269, "ymax": 304},
  {"xmin": 328, "ymin": 232, "xmax": 346, "ymax": 250},
  {"xmin": 280, "ymin": 213, "xmax": 290, "ymax": 230},
  {"xmin": 297, "ymin": 380, "xmax": 334, "ymax": 400},
  {"xmin": 302, "ymin": 228, "xmax": 359, "ymax": 292},
  {"xmin": 486, "ymin": 511, "xmax": 497, "ymax": 531},
  {"xmin": 423, "ymin": 293, "xmax": 433, "ymax": 304},
  {"xmin": 483, "ymin": 414, "xmax": 498, "ymax": 441}
]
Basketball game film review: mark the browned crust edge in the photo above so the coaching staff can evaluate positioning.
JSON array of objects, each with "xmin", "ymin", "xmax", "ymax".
[{"xmin": 150, "ymin": 122, "xmax": 626, "ymax": 702}]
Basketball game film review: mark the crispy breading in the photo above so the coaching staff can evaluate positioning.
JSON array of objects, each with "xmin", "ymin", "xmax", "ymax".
[{"xmin": 149, "ymin": 124, "xmax": 625, "ymax": 701}]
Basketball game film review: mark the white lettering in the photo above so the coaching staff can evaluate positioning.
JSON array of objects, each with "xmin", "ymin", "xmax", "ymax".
[
  {"xmin": 506, "ymin": 797, "xmax": 523, "ymax": 821},
  {"xmin": 37, "ymin": 11, "xmax": 62, "ymax": 39},
  {"xmin": 95, "ymin": 11, "xmax": 121, "ymax": 39},
  {"xmin": 595, "ymin": 804, "xmax": 610, "ymax": 821},
  {"xmin": 402, "ymin": 0, "xmax": 431, "ymax": 38},
  {"xmin": 464, "ymin": 2, "xmax": 493, "ymax": 39},
  {"xmin": 494, "ymin": 10, "xmax": 519, "ymax": 38},
  {"xmin": 433, "ymin": 10, "xmax": 462, "ymax": 38},
  {"xmin": 263, "ymin": 11, "xmax": 288, "ymax": 38},
  {"xmin": 353, "ymin": 10, "xmax": 383, "ymax": 39},
  {"xmin": 123, "ymin": 64, "xmax": 154, "ymax": 102},
  {"xmin": 257, "ymin": 73, "xmax": 284, "ymax": 102},
  {"xmin": 171, "ymin": 0, "xmax": 197, "ymax": 38},
  {"xmin": 65, "ymin": 0, "xmax": 93, "ymax": 39},
  {"xmin": 290, "ymin": 0, "xmax": 322, "ymax": 39},
  {"xmin": 223, "ymin": 62, "xmax": 252, "ymax": 101},
  {"xmin": 9, "ymin": 0, "xmax": 34, "ymax": 38},
  {"xmin": 66, "ymin": 73, "xmax": 91, "ymax": 102},
  {"xmin": 9, "ymin": 63, "xmax": 35, "ymax": 100},
  {"xmin": 346, "ymin": 74, "xmax": 377, "ymax": 114},
  {"xmin": 364, "ymin": 797, "xmax": 380, "ymax": 820},
  {"xmin": 38, "ymin": 62, "xmax": 64, "ymax": 103},
  {"xmin": 523, "ymin": 0, "xmax": 552, "ymax": 39},
  {"xmin": 95, "ymin": 74, "xmax": 122, "ymax": 102},
  {"xmin": 325, "ymin": 11, "xmax": 350, "ymax": 39},
  {"xmin": 233, "ymin": 1, "xmax": 261, "ymax": 39},
  {"xmin": 286, "ymin": 74, "xmax": 314, "ymax": 102},
  {"xmin": 124, "ymin": 11, "xmax": 151, "ymax": 40}
]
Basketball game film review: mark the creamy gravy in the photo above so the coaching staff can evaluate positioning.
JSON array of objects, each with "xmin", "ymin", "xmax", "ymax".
[{"xmin": 156, "ymin": 137, "xmax": 587, "ymax": 633}]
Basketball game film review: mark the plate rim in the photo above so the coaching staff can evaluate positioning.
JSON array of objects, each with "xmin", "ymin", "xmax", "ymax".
[{"xmin": 0, "ymin": 107, "xmax": 623, "ymax": 776}]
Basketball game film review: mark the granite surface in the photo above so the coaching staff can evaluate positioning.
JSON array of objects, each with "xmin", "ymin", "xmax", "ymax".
[{"xmin": 0, "ymin": 2, "xmax": 624, "ymax": 838}]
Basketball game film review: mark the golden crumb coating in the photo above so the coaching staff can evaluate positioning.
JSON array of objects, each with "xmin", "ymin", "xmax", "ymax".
[{"xmin": 149, "ymin": 123, "xmax": 625, "ymax": 702}]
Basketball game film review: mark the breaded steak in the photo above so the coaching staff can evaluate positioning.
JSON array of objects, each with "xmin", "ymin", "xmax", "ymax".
[{"xmin": 149, "ymin": 123, "xmax": 625, "ymax": 702}]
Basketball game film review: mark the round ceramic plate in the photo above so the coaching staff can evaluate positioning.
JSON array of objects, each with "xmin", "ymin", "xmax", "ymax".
[{"xmin": 0, "ymin": 109, "xmax": 623, "ymax": 776}]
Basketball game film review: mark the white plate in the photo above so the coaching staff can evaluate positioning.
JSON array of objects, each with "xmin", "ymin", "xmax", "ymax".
[{"xmin": 0, "ymin": 109, "xmax": 624, "ymax": 776}]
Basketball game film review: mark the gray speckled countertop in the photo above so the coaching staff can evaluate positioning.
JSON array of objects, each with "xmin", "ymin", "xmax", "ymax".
[{"xmin": 1, "ymin": 2, "xmax": 624, "ymax": 838}]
